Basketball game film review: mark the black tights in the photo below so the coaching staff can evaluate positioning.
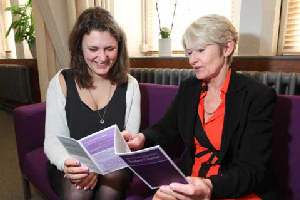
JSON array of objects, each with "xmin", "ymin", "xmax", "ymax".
[{"xmin": 48, "ymin": 166, "xmax": 132, "ymax": 200}]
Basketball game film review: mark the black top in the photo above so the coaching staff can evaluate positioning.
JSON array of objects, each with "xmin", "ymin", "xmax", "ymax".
[{"xmin": 62, "ymin": 69, "xmax": 127, "ymax": 140}]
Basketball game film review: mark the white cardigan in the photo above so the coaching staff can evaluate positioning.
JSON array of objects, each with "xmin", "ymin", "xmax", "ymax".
[{"xmin": 44, "ymin": 69, "xmax": 141, "ymax": 171}]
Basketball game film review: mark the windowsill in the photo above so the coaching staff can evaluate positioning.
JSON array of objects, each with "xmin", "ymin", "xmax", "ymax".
[
  {"xmin": 131, "ymin": 54, "xmax": 187, "ymax": 59},
  {"xmin": 130, "ymin": 55, "xmax": 300, "ymax": 60}
]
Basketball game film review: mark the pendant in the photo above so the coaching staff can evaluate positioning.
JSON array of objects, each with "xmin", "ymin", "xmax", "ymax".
[{"xmin": 100, "ymin": 119, "xmax": 104, "ymax": 124}]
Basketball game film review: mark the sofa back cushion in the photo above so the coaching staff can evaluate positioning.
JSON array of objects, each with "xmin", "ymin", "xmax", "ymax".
[
  {"xmin": 139, "ymin": 83, "xmax": 184, "ymax": 159},
  {"xmin": 273, "ymin": 94, "xmax": 300, "ymax": 199},
  {"xmin": 139, "ymin": 83, "xmax": 178, "ymax": 130}
]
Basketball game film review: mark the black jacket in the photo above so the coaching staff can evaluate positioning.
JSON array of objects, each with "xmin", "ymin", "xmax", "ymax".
[{"xmin": 143, "ymin": 70, "xmax": 281, "ymax": 199}]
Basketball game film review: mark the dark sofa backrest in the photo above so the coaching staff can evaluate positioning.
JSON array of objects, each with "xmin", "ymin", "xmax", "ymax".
[
  {"xmin": 139, "ymin": 83, "xmax": 178, "ymax": 130},
  {"xmin": 273, "ymin": 95, "xmax": 300, "ymax": 199}
]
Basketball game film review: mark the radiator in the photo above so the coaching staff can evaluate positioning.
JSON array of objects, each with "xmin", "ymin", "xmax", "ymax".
[
  {"xmin": 130, "ymin": 68, "xmax": 300, "ymax": 95},
  {"xmin": 0, "ymin": 64, "xmax": 32, "ymax": 110}
]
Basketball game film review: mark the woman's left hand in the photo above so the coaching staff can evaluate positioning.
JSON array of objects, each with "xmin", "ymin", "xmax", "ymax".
[
  {"xmin": 154, "ymin": 177, "xmax": 213, "ymax": 200},
  {"xmin": 76, "ymin": 172, "xmax": 98, "ymax": 190}
]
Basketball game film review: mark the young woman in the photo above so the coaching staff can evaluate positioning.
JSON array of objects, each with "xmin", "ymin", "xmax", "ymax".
[{"xmin": 44, "ymin": 7, "xmax": 140, "ymax": 199}]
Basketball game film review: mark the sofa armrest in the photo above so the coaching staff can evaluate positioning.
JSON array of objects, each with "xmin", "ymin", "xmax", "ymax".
[{"xmin": 13, "ymin": 102, "xmax": 46, "ymax": 172}]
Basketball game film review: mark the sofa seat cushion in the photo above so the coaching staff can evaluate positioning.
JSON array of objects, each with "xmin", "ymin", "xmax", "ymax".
[{"xmin": 23, "ymin": 147, "xmax": 57, "ymax": 199}]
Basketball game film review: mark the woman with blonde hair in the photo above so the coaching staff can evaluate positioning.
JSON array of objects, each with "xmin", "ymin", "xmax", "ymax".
[{"xmin": 123, "ymin": 14, "xmax": 280, "ymax": 199}]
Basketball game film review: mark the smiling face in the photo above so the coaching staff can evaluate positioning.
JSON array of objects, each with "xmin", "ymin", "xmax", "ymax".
[
  {"xmin": 182, "ymin": 15, "xmax": 239, "ymax": 79},
  {"xmin": 82, "ymin": 30, "xmax": 119, "ymax": 79},
  {"xmin": 186, "ymin": 44, "xmax": 227, "ymax": 80}
]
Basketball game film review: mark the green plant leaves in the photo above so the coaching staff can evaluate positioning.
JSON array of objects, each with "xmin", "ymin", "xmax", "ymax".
[
  {"xmin": 160, "ymin": 31, "xmax": 170, "ymax": 38},
  {"xmin": 5, "ymin": 0, "xmax": 35, "ymax": 45}
]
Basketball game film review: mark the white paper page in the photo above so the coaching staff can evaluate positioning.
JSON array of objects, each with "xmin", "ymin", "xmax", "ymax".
[
  {"xmin": 79, "ymin": 125, "xmax": 128, "ymax": 174},
  {"xmin": 114, "ymin": 126, "xmax": 131, "ymax": 154},
  {"xmin": 57, "ymin": 136, "xmax": 100, "ymax": 173}
]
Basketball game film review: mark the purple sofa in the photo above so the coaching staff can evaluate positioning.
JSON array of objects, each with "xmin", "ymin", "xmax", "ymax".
[{"xmin": 13, "ymin": 83, "xmax": 300, "ymax": 199}]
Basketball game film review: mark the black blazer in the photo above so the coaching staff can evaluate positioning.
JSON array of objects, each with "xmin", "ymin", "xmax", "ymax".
[{"xmin": 143, "ymin": 70, "xmax": 281, "ymax": 199}]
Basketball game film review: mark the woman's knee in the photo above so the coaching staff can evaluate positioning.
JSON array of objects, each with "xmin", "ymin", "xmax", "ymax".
[
  {"xmin": 62, "ymin": 188, "xmax": 94, "ymax": 200},
  {"xmin": 101, "ymin": 169, "xmax": 132, "ymax": 185}
]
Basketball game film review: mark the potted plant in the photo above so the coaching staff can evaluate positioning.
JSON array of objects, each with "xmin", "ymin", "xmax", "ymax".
[
  {"xmin": 5, "ymin": 0, "xmax": 36, "ymax": 58},
  {"xmin": 156, "ymin": 0, "xmax": 177, "ymax": 56}
]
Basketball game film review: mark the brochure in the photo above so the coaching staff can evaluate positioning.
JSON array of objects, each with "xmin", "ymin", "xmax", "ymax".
[
  {"xmin": 57, "ymin": 125, "xmax": 128, "ymax": 175},
  {"xmin": 58, "ymin": 124, "xmax": 188, "ymax": 189}
]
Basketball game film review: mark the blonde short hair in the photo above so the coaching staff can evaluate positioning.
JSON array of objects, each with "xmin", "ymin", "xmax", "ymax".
[{"xmin": 182, "ymin": 14, "xmax": 238, "ymax": 64}]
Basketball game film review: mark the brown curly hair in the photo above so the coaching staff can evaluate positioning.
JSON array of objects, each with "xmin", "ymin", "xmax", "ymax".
[{"xmin": 68, "ymin": 7, "xmax": 129, "ymax": 88}]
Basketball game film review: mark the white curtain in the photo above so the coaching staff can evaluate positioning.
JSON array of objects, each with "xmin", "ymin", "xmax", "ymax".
[
  {"xmin": 97, "ymin": 0, "xmax": 114, "ymax": 12},
  {"xmin": 0, "ymin": 0, "xmax": 10, "ymax": 58}
]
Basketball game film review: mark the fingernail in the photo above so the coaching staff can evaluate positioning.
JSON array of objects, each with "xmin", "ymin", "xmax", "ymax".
[
  {"xmin": 76, "ymin": 186, "xmax": 81, "ymax": 190},
  {"xmin": 170, "ymin": 183, "xmax": 177, "ymax": 190},
  {"xmin": 84, "ymin": 187, "xmax": 87, "ymax": 190},
  {"xmin": 159, "ymin": 185, "xmax": 167, "ymax": 192}
]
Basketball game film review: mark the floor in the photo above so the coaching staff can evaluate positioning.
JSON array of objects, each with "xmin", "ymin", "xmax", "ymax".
[{"xmin": 0, "ymin": 110, "xmax": 45, "ymax": 200}]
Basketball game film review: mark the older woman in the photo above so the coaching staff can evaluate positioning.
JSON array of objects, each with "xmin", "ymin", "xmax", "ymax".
[
  {"xmin": 44, "ymin": 7, "xmax": 140, "ymax": 200},
  {"xmin": 123, "ymin": 15, "xmax": 280, "ymax": 199}
]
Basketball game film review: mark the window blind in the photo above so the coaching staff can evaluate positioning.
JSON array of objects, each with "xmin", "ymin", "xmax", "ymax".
[
  {"xmin": 0, "ymin": 0, "xmax": 10, "ymax": 58},
  {"xmin": 280, "ymin": 0, "xmax": 300, "ymax": 55}
]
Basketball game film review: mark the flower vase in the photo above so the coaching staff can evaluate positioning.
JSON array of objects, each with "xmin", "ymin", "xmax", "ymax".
[{"xmin": 159, "ymin": 38, "xmax": 172, "ymax": 56}]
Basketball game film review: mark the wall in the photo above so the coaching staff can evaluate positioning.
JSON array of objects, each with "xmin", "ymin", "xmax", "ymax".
[
  {"xmin": 238, "ymin": 0, "xmax": 281, "ymax": 56},
  {"xmin": 113, "ymin": 0, "xmax": 143, "ymax": 57},
  {"xmin": 27, "ymin": 0, "xmax": 296, "ymax": 101},
  {"xmin": 116, "ymin": 0, "xmax": 282, "ymax": 57}
]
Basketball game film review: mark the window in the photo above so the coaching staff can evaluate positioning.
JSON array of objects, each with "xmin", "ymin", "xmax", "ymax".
[
  {"xmin": 142, "ymin": 0, "xmax": 240, "ymax": 54},
  {"xmin": 0, "ymin": 0, "xmax": 33, "ymax": 58},
  {"xmin": 0, "ymin": 0, "xmax": 14, "ymax": 58},
  {"xmin": 278, "ymin": 0, "xmax": 300, "ymax": 55}
]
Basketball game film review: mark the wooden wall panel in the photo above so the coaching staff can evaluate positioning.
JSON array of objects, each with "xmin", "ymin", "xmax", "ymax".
[
  {"xmin": 130, "ymin": 56, "xmax": 300, "ymax": 73},
  {"xmin": 1, "ymin": 56, "xmax": 299, "ymax": 107}
]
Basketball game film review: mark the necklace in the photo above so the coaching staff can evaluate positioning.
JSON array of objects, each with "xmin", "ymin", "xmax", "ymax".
[
  {"xmin": 204, "ymin": 108, "xmax": 217, "ymax": 115},
  {"xmin": 204, "ymin": 98, "xmax": 221, "ymax": 116},
  {"xmin": 88, "ymin": 83, "xmax": 112, "ymax": 124}
]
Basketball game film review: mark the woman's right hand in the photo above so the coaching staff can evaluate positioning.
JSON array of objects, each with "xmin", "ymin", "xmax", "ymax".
[
  {"xmin": 76, "ymin": 172, "xmax": 98, "ymax": 190},
  {"xmin": 63, "ymin": 158, "xmax": 89, "ymax": 183},
  {"xmin": 121, "ymin": 130, "xmax": 145, "ymax": 151}
]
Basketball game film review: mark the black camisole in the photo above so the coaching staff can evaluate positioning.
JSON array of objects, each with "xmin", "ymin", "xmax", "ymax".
[{"xmin": 62, "ymin": 69, "xmax": 127, "ymax": 140}]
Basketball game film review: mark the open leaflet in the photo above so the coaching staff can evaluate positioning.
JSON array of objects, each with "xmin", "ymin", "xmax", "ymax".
[{"xmin": 57, "ymin": 124, "xmax": 188, "ymax": 189}]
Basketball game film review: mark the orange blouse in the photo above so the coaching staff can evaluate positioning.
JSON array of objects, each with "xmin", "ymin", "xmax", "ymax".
[{"xmin": 191, "ymin": 69, "xmax": 261, "ymax": 200}]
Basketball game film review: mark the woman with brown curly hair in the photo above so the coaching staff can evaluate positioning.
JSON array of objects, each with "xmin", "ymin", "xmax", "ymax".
[{"xmin": 44, "ymin": 7, "xmax": 140, "ymax": 199}]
